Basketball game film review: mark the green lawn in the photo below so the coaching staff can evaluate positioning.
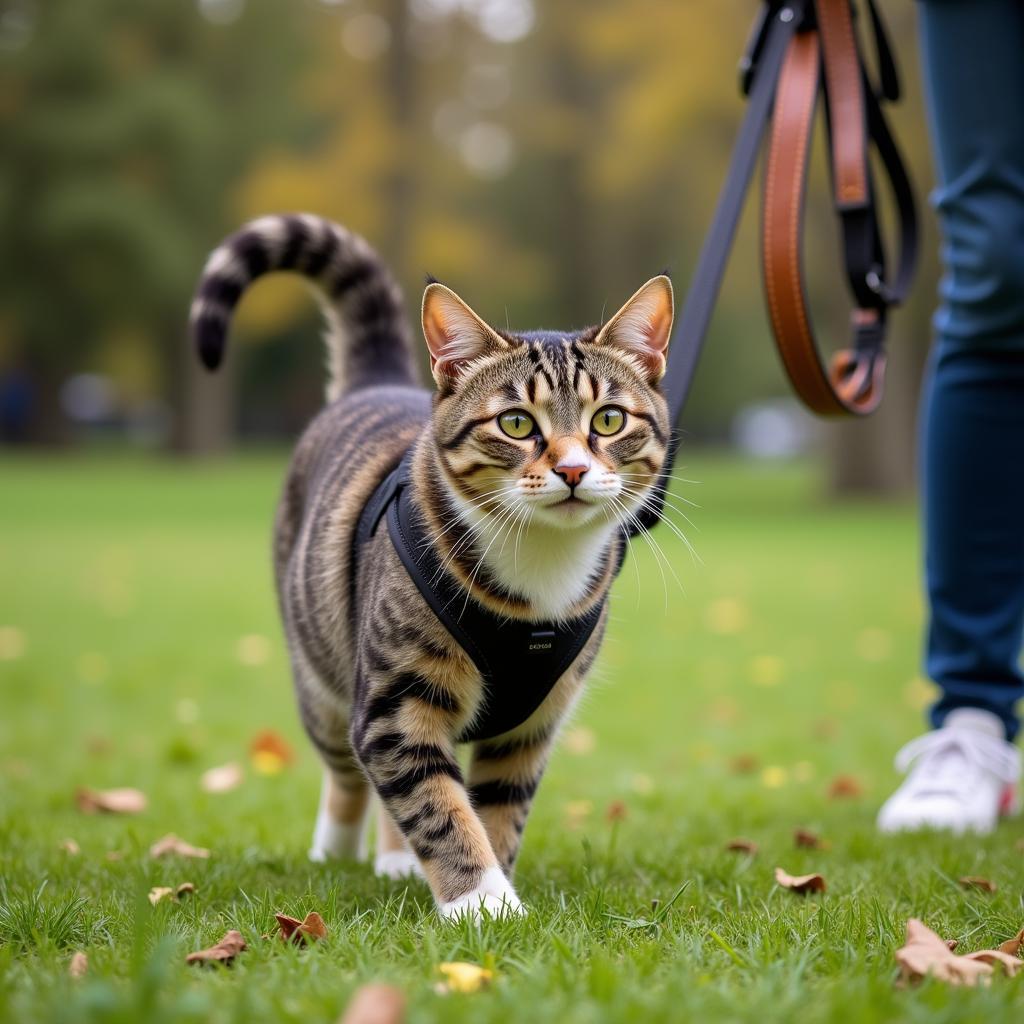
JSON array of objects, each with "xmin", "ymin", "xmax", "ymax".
[{"xmin": 1, "ymin": 452, "xmax": 1021, "ymax": 1023}]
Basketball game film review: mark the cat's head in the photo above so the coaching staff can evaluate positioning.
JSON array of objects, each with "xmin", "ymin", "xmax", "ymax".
[{"xmin": 422, "ymin": 277, "xmax": 673, "ymax": 533}]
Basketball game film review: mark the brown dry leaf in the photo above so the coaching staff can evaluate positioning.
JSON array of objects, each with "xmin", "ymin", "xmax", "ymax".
[
  {"xmin": 338, "ymin": 983, "xmax": 406, "ymax": 1024},
  {"xmin": 436, "ymin": 961, "xmax": 493, "ymax": 994},
  {"xmin": 946, "ymin": 940, "xmax": 959, "ymax": 951},
  {"xmin": 149, "ymin": 833, "xmax": 210, "ymax": 859},
  {"xmin": 176, "ymin": 882, "xmax": 196, "ymax": 898},
  {"xmin": 605, "ymin": 800, "xmax": 628, "ymax": 823},
  {"xmin": 729, "ymin": 754, "xmax": 760, "ymax": 775},
  {"xmin": 725, "ymin": 838, "xmax": 758, "ymax": 855},
  {"xmin": 794, "ymin": 828, "xmax": 831, "ymax": 850},
  {"xmin": 60, "ymin": 838, "xmax": 81, "ymax": 856},
  {"xmin": 958, "ymin": 875, "xmax": 997, "ymax": 893},
  {"xmin": 185, "ymin": 930, "xmax": 247, "ymax": 966},
  {"xmin": 275, "ymin": 911, "xmax": 328, "ymax": 945},
  {"xmin": 826, "ymin": 775, "xmax": 863, "ymax": 799},
  {"xmin": 200, "ymin": 762, "xmax": 243, "ymax": 794},
  {"xmin": 68, "ymin": 952, "xmax": 88, "ymax": 979},
  {"xmin": 998, "ymin": 928, "xmax": 1024, "ymax": 957},
  {"xmin": 75, "ymin": 787, "xmax": 147, "ymax": 814},
  {"xmin": 774, "ymin": 866, "xmax": 826, "ymax": 894},
  {"xmin": 895, "ymin": 919, "xmax": 1022, "ymax": 986}
]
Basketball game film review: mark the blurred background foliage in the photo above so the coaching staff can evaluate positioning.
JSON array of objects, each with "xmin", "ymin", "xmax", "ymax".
[{"xmin": 0, "ymin": 0, "xmax": 938, "ymax": 492}]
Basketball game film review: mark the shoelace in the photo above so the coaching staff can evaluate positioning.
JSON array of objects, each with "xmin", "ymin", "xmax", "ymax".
[{"xmin": 894, "ymin": 729, "xmax": 1021, "ymax": 794}]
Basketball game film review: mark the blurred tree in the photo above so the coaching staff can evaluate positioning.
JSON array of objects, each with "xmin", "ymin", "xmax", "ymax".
[{"xmin": 0, "ymin": 0, "xmax": 309, "ymax": 450}]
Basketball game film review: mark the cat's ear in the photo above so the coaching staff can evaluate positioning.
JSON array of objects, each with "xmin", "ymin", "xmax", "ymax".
[
  {"xmin": 421, "ymin": 282, "xmax": 507, "ymax": 386},
  {"xmin": 594, "ymin": 275, "xmax": 674, "ymax": 383}
]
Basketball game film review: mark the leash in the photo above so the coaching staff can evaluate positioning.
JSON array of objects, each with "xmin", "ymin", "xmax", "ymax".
[{"xmin": 661, "ymin": 0, "xmax": 918, "ymax": 430}]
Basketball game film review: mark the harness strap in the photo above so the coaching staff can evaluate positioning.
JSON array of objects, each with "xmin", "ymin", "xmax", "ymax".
[{"xmin": 355, "ymin": 449, "xmax": 607, "ymax": 743}]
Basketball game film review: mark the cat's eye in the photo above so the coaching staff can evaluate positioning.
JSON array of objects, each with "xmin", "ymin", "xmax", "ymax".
[
  {"xmin": 591, "ymin": 406, "xmax": 626, "ymax": 437},
  {"xmin": 498, "ymin": 410, "xmax": 536, "ymax": 439}
]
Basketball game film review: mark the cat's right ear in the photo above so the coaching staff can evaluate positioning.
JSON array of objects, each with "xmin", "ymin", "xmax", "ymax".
[{"xmin": 421, "ymin": 283, "xmax": 507, "ymax": 386}]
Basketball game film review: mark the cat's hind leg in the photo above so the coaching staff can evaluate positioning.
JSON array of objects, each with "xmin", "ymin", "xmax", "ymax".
[
  {"xmin": 373, "ymin": 803, "xmax": 425, "ymax": 880},
  {"xmin": 309, "ymin": 766, "xmax": 370, "ymax": 862},
  {"xmin": 293, "ymin": 659, "xmax": 370, "ymax": 862}
]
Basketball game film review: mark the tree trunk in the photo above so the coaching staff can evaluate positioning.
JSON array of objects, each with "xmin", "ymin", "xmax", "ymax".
[{"xmin": 170, "ymin": 325, "xmax": 236, "ymax": 456}]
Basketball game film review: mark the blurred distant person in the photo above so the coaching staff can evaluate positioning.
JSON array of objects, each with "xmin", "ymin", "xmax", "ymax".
[
  {"xmin": 0, "ymin": 366, "xmax": 34, "ymax": 443},
  {"xmin": 877, "ymin": 0, "xmax": 1023, "ymax": 833}
]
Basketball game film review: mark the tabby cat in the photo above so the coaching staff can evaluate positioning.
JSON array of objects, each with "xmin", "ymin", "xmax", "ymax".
[{"xmin": 190, "ymin": 214, "xmax": 673, "ymax": 919}]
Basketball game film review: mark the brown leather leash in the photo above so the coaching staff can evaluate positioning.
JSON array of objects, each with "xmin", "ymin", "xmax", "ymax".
[
  {"xmin": 661, "ymin": 0, "xmax": 917, "ymax": 427},
  {"xmin": 637, "ymin": 0, "xmax": 918, "ymax": 530}
]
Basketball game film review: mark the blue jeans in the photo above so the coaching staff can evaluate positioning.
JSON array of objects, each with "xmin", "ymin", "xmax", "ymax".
[{"xmin": 919, "ymin": 0, "xmax": 1024, "ymax": 741}]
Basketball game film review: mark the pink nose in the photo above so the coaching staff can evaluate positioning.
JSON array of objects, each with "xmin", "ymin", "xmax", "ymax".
[{"xmin": 554, "ymin": 463, "xmax": 588, "ymax": 488}]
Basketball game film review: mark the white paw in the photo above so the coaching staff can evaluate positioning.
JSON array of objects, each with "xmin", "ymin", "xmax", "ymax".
[
  {"xmin": 375, "ymin": 850, "xmax": 425, "ymax": 880},
  {"xmin": 439, "ymin": 867, "xmax": 525, "ymax": 922},
  {"xmin": 309, "ymin": 817, "xmax": 364, "ymax": 863}
]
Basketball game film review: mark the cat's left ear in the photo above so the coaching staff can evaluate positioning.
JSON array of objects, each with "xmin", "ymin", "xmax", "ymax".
[
  {"xmin": 422, "ymin": 282, "xmax": 507, "ymax": 387},
  {"xmin": 594, "ymin": 275, "xmax": 674, "ymax": 383}
]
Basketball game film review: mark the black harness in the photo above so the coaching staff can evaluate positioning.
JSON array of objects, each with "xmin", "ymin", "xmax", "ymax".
[{"xmin": 354, "ymin": 449, "xmax": 609, "ymax": 742}]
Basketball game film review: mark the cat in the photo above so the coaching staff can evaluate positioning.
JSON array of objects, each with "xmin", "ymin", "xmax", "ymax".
[{"xmin": 190, "ymin": 213, "xmax": 673, "ymax": 919}]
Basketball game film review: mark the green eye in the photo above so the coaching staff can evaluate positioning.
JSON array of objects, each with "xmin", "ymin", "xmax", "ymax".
[
  {"xmin": 498, "ymin": 410, "xmax": 536, "ymax": 439},
  {"xmin": 591, "ymin": 406, "xmax": 625, "ymax": 436}
]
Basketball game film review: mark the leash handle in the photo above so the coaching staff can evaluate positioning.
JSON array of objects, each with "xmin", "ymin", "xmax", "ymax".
[{"xmin": 636, "ymin": 0, "xmax": 918, "ymax": 532}]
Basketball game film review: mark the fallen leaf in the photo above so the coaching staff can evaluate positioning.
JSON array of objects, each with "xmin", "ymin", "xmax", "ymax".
[
  {"xmin": 275, "ymin": 911, "xmax": 328, "ymax": 945},
  {"xmin": 794, "ymin": 828, "xmax": 831, "ymax": 850},
  {"xmin": 946, "ymin": 940, "xmax": 959, "ymax": 951},
  {"xmin": 725, "ymin": 838, "xmax": 758, "ymax": 855},
  {"xmin": 68, "ymin": 951, "xmax": 88, "ymax": 979},
  {"xmin": 896, "ymin": 919, "xmax": 1023, "ymax": 986},
  {"xmin": 826, "ymin": 775, "xmax": 863, "ymax": 799},
  {"xmin": 201, "ymin": 762, "xmax": 243, "ymax": 794},
  {"xmin": 249, "ymin": 730, "xmax": 294, "ymax": 774},
  {"xmin": 436, "ymin": 961, "xmax": 493, "ymax": 994},
  {"xmin": 60, "ymin": 838, "xmax": 81, "ymax": 856},
  {"xmin": 605, "ymin": 800, "xmax": 628, "ymax": 823},
  {"xmin": 998, "ymin": 929, "xmax": 1024, "ymax": 957},
  {"xmin": 958, "ymin": 876, "xmax": 997, "ymax": 893},
  {"xmin": 338, "ymin": 983, "xmax": 406, "ymax": 1024},
  {"xmin": 149, "ymin": 887, "xmax": 176, "ymax": 906},
  {"xmin": 564, "ymin": 800, "xmax": 592, "ymax": 829},
  {"xmin": 774, "ymin": 866, "xmax": 826, "ymax": 894},
  {"xmin": 563, "ymin": 726, "xmax": 596, "ymax": 755},
  {"xmin": 148, "ymin": 883, "xmax": 195, "ymax": 906},
  {"xmin": 75, "ymin": 787, "xmax": 147, "ymax": 814},
  {"xmin": 185, "ymin": 930, "xmax": 247, "ymax": 966},
  {"xmin": 729, "ymin": 754, "xmax": 760, "ymax": 775},
  {"xmin": 149, "ymin": 833, "xmax": 210, "ymax": 859}
]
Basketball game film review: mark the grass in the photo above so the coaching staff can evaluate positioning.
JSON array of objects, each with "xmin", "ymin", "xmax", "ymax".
[{"xmin": 1, "ymin": 450, "xmax": 1022, "ymax": 1023}]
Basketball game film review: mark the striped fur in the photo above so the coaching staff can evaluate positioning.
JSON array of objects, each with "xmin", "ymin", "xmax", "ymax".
[{"xmin": 190, "ymin": 215, "xmax": 673, "ymax": 919}]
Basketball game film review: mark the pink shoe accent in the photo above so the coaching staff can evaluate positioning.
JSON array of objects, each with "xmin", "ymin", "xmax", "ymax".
[{"xmin": 998, "ymin": 783, "xmax": 1018, "ymax": 817}]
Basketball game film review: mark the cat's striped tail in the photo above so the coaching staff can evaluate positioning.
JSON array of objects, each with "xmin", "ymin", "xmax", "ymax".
[{"xmin": 190, "ymin": 214, "xmax": 419, "ymax": 399}]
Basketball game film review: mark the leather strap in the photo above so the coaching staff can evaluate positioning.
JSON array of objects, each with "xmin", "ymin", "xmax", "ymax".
[{"xmin": 758, "ymin": 0, "xmax": 917, "ymax": 417}]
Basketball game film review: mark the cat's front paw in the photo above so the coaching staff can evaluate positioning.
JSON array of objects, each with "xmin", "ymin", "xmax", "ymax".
[
  {"xmin": 439, "ymin": 867, "xmax": 525, "ymax": 922},
  {"xmin": 375, "ymin": 850, "xmax": 425, "ymax": 880}
]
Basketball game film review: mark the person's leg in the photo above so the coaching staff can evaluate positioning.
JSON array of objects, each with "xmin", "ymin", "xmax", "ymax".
[
  {"xmin": 917, "ymin": 0, "xmax": 1024, "ymax": 739},
  {"xmin": 924, "ymin": 347, "xmax": 1024, "ymax": 741},
  {"xmin": 878, "ymin": 0, "xmax": 1024, "ymax": 833}
]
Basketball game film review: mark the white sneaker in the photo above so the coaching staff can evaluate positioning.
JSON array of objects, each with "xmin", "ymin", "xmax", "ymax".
[{"xmin": 877, "ymin": 708, "xmax": 1020, "ymax": 835}]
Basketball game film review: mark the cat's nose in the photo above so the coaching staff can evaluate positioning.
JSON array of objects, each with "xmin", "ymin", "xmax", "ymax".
[{"xmin": 554, "ymin": 463, "xmax": 588, "ymax": 488}]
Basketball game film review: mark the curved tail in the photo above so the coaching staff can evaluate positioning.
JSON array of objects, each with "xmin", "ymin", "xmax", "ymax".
[{"xmin": 189, "ymin": 214, "xmax": 419, "ymax": 399}]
